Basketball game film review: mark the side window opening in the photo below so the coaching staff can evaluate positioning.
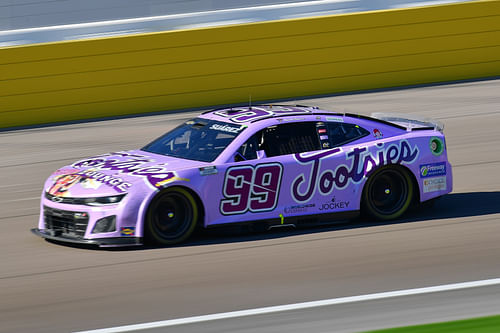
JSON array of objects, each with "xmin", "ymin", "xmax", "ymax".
[
  {"xmin": 235, "ymin": 122, "xmax": 321, "ymax": 160},
  {"xmin": 326, "ymin": 122, "xmax": 370, "ymax": 147},
  {"xmin": 263, "ymin": 122, "xmax": 320, "ymax": 157},
  {"xmin": 237, "ymin": 132, "xmax": 260, "ymax": 161}
]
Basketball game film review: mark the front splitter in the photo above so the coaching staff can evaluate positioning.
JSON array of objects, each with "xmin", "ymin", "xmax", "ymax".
[{"xmin": 31, "ymin": 228, "xmax": 142, "ymax": 247}]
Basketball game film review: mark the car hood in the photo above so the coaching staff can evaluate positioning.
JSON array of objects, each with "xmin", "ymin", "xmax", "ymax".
[{"xmin": 44, "ymin": 150, "xmax": 208, "ymax": 197}]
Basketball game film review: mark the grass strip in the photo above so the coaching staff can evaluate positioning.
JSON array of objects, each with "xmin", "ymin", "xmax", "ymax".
[{"xmin": 363, "ymin": 315, "xmax": 500, "ymax": 333}]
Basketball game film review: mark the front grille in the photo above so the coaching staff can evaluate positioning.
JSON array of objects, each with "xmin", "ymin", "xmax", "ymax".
[{"xmin": 43, "ymin": 206, "xmax": 89, "ymax": 238}]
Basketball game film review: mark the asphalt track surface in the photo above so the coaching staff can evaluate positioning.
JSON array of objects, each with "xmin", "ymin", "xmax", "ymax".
[{"xmin": 1, "ymin": 79, "xmax": 500, "ymax": 333}]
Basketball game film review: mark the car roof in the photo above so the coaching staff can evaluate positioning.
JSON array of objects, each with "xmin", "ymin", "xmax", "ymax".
[
  {"xmin": 198, "ymin": 105, "xmax": 407, "ymax": 130},
  {"xmin": 199, "ymin": 105, "xmax": 334, "ymax": 124}
]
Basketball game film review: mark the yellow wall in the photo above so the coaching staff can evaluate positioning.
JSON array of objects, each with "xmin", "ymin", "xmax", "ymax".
[{"xmin": 1, "ymin": 0, "xmax": 499, "ymax": 128}]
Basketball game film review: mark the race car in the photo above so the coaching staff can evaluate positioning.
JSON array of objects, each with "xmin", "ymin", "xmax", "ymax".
[{"xmin": 32, "ymin": 105, "xmax": 452, "ymax": 247}]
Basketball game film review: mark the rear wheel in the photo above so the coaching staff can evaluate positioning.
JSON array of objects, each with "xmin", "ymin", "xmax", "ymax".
[
  {"xmin": 362, "ymin": 166, "xmax": 414, "ymax": 220},
  {"xmin": 145, "ymin": 187, "xmax": 198, "ymax": 245}
]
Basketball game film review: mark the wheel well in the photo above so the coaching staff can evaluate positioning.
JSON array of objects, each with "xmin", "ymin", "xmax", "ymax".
[{"xmin": 361, "ymin": 164, "xmax": 420, "ymax": 209}]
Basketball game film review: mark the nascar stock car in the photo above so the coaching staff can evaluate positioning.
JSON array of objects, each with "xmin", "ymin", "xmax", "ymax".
[{"xmin": 32, "ymin": 105, "xmax": 452, "ymax": 247}]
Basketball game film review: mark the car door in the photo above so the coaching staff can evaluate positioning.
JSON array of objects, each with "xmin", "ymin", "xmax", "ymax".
[
  {"xmin": 204, "ymin": 121, "xmax": 323, "ymax": 227},
  {"xmin": 292, "ymin": 120, "xmax": 372, "ymax": 214}
]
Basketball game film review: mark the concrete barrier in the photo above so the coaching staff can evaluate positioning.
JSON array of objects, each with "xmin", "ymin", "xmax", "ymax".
[{"xmin": 1, "ymin": 0, "xmax": 499, "ymax": 129}]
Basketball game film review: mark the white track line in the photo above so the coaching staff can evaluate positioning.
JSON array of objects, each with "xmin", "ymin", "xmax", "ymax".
[{"xmin": 75, "ymin": 278, "xmax": 500, "ymax": 333}]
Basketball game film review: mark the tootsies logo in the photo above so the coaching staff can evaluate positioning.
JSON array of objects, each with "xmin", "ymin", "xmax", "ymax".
[
  {"xmin": 72, "ymin": 152, "xmax": 176, "ymax": 191},
  {"xmin": 292, "ymin": 141, "xmax": 419, "ymax": 202}
]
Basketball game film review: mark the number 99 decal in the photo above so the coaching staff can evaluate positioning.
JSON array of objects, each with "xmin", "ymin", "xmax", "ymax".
[{"xmin": 220, "ymin": 163, "xmax": 283, "ymax": 215}]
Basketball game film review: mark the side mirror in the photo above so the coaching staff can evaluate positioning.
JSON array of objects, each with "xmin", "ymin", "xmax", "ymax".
[{"xmin": 256, "ymin": 150, "xmax": 267, "ymax": 159}]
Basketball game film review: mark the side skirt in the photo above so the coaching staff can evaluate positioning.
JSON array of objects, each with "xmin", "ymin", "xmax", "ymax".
[{"xmin": 205, "ymin": 210, "xmax": 360, "ymax": 231}]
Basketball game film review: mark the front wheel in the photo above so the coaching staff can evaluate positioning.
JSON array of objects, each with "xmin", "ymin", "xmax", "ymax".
[
  {"xmin": 362, "ymin": 167, "xmax": 414, "ymax": 220},
  {"xmin": 145, "ymin": 187, "xmax": 199, "ymax": 245}
]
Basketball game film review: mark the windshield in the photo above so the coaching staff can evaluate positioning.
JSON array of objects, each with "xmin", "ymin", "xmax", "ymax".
[{"xmin": 142, "ymin": 118, "xmax": 246, "ymax": 162}]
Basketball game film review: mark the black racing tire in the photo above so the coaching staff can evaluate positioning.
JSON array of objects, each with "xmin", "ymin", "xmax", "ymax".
[
  {"xmin": 145, "ymin": 187, "xmax": 199, "ymax": 245},
  {"xmin": 362, "ymin": 166, "xmax": 414, "ymax": 220}
]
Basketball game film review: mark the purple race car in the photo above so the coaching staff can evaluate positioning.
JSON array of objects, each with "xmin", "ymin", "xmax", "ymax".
[{"xmin": 32, "ymin": 105, "xmax": 452, "ymax": 247}]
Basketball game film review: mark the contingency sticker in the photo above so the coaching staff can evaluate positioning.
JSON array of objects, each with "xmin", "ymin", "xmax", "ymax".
[
  {"xmin": 423, "ymin": 176, "xmax": 447, "ymax": 193},
  {"xmin": 420, "ymin": 162, "xmax": 446, "ymax": 178},
  {"xmin": 373, "ymin": 129, "xmax": 383, "ymax": 139},
  {"xmin": 325, "ymin": 116, "xmax": 343, "ymax": 122},
  {"xmin": 429, "ymin": 137, "xmax": 444, "ymax": 156},
  {"xmin": 120, "ymin": 227, "xmax": 136, "ymax": 236},
  {"xmin": 199, "ymin": 166, "xmax": 218, "ymax": 176}
]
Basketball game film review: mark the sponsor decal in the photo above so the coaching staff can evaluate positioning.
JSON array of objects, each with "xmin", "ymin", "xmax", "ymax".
[
  {"xmin": 322, "ymin": 142, "xmax": 330, "ymax": 148},
  {"xmin": 50, "ymin": 196, "xmax": 64, "ymax": 203},
  {"xmin": 284, "ymin": 203, "xmax": 315, "ymax": 214},
  {"xmin": 292, "ymin": 140, "xmax": 419, "ymax": 202},
  {"xmin": 320, "ymin": 135, "xmax": 329, "ymax": 141},
  {"xmin": 72, "ymin": 152, "xmax": 177, "ymax": 192},
  {"xmin": 373, "ymin": 129, "xmax": 383, "ymax": 139},
  {"xmin": 48, "ymin": 174, "xmax": 83, "ymax": 196},
  {"xmin": 318, "ymin": 128, "xmax": 327, "ymax": 134},
  {"xmin": 76, "ymin": 169, "xmax": 132, "ymax": 193},
  {"xmin": 420, "ymin": 162, "xmax": 446, "ymax": 178},
  {"xmin": 80, "ymin": 178, "xmax": 102, "ymax": 190},
  {"xmin": 283, "ymin": 117, "xmax": 306, "ymax": 122},
  {"xmin": 214, "ymin": 106, "xmax": 310, "ymax": 123},
  {"xmin": 318, "ymin": 197, "xmax": 350, "ymax": 211},
  {"xmin": 120, "ymin": 227, "xmax": 135, "ymax": 236},
  {"xmin": 199, "ymin": 166, "xmax": 218, "ymax": 176},
  {"xmin": 53, "ymin": 168, "xmax": 80, "ymax": 176},
  {"xmin": 430, "ymin": 137, "xmax": 444, "ymax": 156},
  {"xmin": 326, "ymin": 116, "xmax": 343, "ymax": 122},
  {"xmin": 209, "ymin": 124, "xmax": 245, "ymax": 133},
  {"xmin": 220, "ymin": 163, "xmax": 283, "ymax": 215},
  {"xmin": 423, "ymin": 176, "xmax": 446, "ymax": 193}
]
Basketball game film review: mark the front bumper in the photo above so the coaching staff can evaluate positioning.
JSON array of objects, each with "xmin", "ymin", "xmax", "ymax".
[
  {"xmin": 31, "ymin": 228, "xmax": 142, "ymax": 247},
  {"xmin": 37, "ymin": 190, "xmax": 146, "ymax": 246}
]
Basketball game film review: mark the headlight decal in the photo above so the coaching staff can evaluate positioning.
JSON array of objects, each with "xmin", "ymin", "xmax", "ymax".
[{"xmin": 45, "ymin": 193, "xmax": 127, "ymax": 206}]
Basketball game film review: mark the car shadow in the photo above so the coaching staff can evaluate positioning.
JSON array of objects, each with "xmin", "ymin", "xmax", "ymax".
[
  {"xmin": 405, "ymin": 191, "xmax": 500, "ymax": 221},
  {"xmin": 179, "ymin": 191, "xmax": 500, "ymax": 246},
  {"xmin": 49, "ymin": 191, "xmax": 500, "ymax": 251}
]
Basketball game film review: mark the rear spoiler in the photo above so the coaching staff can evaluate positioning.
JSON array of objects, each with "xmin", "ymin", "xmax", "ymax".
[{"xmin": 371, "ymin": 113, "xmax": 444, "ymax": 133}]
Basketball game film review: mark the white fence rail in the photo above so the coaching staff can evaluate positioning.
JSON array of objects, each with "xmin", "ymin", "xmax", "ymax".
[{"xmin": 0, "ymin": 0, "xmax": 472, "ymax": 46}]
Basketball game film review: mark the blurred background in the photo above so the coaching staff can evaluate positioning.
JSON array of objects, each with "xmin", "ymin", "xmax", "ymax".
[{"xmin": 0, "ymin": 0, "xmax": 472, "ymax": 45}]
